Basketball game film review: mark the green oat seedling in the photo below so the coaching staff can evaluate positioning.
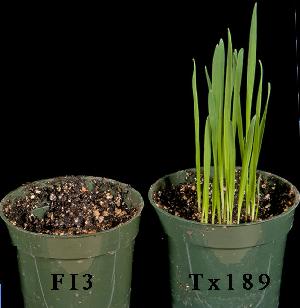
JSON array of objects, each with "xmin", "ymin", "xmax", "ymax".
[{"xmin": 192, "ymin": 3, "xmax": 271, "ymax": 224}]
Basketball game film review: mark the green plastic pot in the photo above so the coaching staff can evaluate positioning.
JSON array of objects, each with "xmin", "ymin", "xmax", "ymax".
[
  {"xmin": 0, "ymin": 176, "xmax": 144, "ymax": 308},
  {"xmin": 148, "ymin": 169, "xmax": 300, "ymax": 308}
]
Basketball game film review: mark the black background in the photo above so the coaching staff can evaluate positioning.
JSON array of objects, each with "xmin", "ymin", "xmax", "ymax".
[{"xmin": 0, "ymin": 0, "xmax": 299, "ymax": 307}]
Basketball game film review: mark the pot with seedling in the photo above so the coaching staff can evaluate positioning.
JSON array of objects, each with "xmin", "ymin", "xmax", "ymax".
[
  {"xmin": 148, "ymin": 4, "xmax": 299, "ymax": 307},
  {"xmin": 0, "ymin": 176, "xmax": 143, "ymax": 308}
]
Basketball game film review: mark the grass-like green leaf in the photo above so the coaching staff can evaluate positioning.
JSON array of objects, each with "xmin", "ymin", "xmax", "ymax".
[
  {"xmin": 224, "ymin": 30, "xmax": 233, "ymax": 124},
  {"xmin": 259, "ymin": 82, "xmax": 271, "ymax": 151},
  {"xmin": 246, "ymin": 3, "xmax": 257, "ymax": 138},
  {"xmin": 237, "ymin": 115, "xmax": 256, "ymax": 222},
  {"xmin": 202, "ymin": 117, "xmax": 212, "ymax": 223},
  {"xmin": 192, "ymin": 59, "xmax": 201, "ymax": 213},
  {"xmin": 232, "ymin": 49, "xmax": 245, "ymax": 158},
  {"xmin": 223, "ymin": 30, "xmax": 234, "ymax": 223},
  {"xmin": 208, "ymin": 90, "xmax": 221, "ymax": 223},
  {"xmin": 212, "ymin": 40, "xmax": 225, "ymax": 111},
  {"xmin": 205, "ymin": 66, "xmax": 212, "ymax": 90},
  {"xmin": 212, "ymin": 41, "xmax": 226, "ymax": 220},
  {"xmin": 228, "ymin": 121, "xmax": 236, "ymax": 223},
  {"xmin": 248, "ymin": 60, "xmax": 263, "ymax": 218},
  {"xmin": 255, "ymin": 175, "xmax": 261, "ymax": 220}
]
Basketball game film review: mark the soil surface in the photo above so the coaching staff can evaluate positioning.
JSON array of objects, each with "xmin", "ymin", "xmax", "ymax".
[
  {"xmin": 2, "ymin": 176, "xmax": 138, "ymax": 235},
  {"xmin": 153, "ymin": 170, "xmax": 298, "ymax": 224}
]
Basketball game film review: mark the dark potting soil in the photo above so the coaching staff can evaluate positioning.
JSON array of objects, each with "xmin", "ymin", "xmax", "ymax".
[
  {"xmin": 2, "ymin": 177, "xmax": 137, "ymax": 235},
  {"xmin": 153, "ymin": 170, "xmax": 297, "ymax": 224}
]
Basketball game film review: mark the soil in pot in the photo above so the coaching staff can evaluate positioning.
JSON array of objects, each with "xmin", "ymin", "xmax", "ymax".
[
  {"xmin": 153, "ymin": 169, "xmax": 297, "ymax": 224},
  {"xmin": 2, "ymin": 176, "xmax": 137, "ymax": 235}
]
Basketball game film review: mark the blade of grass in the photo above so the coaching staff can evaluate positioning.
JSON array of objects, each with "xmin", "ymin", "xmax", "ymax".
[
  {"xmin": 205, "ymin": 66, "xmax": 212, "ymax": 90},
  {"xmin": 212, "ymin": 40, "xmax": 225, "ymax": 107},
  {"xmin": 202, "ymin": 116, "xmax": 212, "ymax": 223},
  {"xmin": 245, "ymin": 3, "xmax": 257, "ymax": 138},
  {"xmin": 208, "ymin": 90, "xmax": 220, "ymax": 223},
  {"xmin": 249, "ymin": 60, "xmax": 263, "ymax": 219},
  {"xmin": 259, "ymin": 82, "xmax": 271, "ymax": 151},
  {"xmin": 212, "ymin": 41, "xmax": 226, "ymax": 221},
  {"xmin": 232, "ymin": 48, "xmax": 245, "ymax": 159},
  {"xmin": 223, "ymin": 29, "xmax": 233, "ymax": 223},
  {"xmin": 228, "ymin": 121, "xmax": 236, "ymax": 224},
  {"xmin": 237, "ymin": 115, "xmax": 256, "ymax": 223},
  {"xmin": 192, "ymin": 59, "xmax": 201, "ymax": 213},
  {"xmin": 224, "ymin": 115, "xmax": 231, "ymax": 223},
  {"xmin": 255, "ymin": 175, "xmax": 261, "ymax": 220},
  {"xmin": 249, "ymin": 78, "xmax": 270, "ymax": 219}
]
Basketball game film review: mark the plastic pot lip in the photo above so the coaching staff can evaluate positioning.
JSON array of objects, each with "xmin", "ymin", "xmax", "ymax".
[
  {"xmin": 0, "ymin": 175, "xmax": 144, "ymax": 239},
  {"xmin": 148, "ymin": 168, "xmax": 300, "ymax": 228}
]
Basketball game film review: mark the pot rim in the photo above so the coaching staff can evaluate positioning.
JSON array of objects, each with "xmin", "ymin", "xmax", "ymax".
[{"xmin": 148, "ymin": 168, "xmax": 300, "ymax": 228}]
